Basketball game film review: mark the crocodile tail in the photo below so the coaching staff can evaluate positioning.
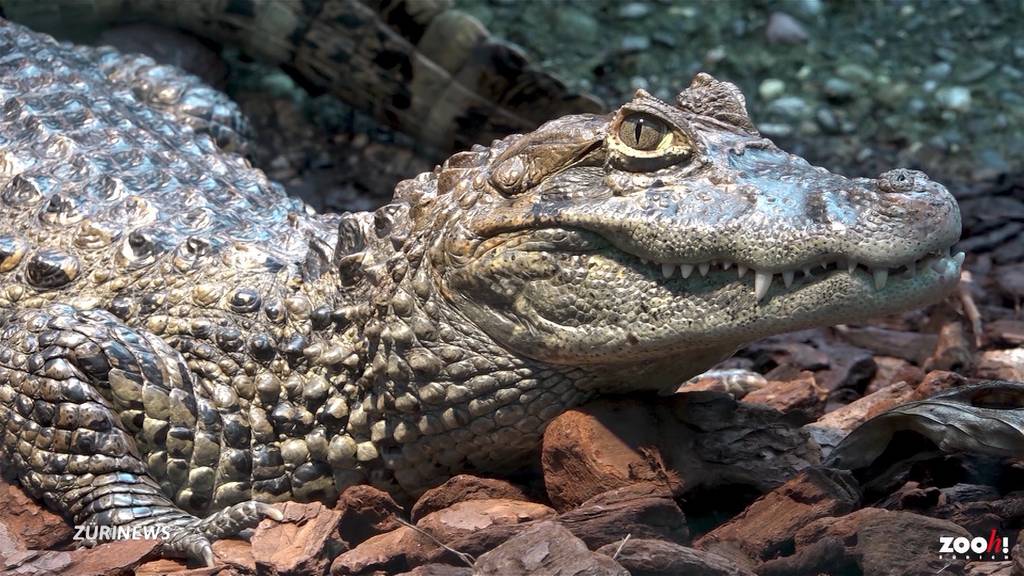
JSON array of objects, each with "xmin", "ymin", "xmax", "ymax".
[{"xmin": 0, "ymin": 0, "xmax": 605, "ymax": 156}]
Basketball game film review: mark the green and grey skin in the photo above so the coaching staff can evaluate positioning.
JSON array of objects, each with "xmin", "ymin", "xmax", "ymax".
[{"xmin": 0, "ymin": 20, "xmax": 962, "ymax": 563}]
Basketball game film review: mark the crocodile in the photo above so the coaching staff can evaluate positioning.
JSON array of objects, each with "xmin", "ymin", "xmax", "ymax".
[{"xmin": 0, "ymin": 18, "xmax": 963, "ymax": 563}]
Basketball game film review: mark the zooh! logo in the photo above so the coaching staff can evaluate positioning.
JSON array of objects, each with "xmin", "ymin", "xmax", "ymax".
[{"xmin": 938, "ymin": 529, "xmax": 1010, "ymax": 561}]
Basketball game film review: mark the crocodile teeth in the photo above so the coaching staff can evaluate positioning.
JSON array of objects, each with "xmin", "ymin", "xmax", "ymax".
[
  {"xmin": 873, "ymin": 269, "xmax": 888, "ymax": 290},
  {"xmin": 755, "ymin": 271, "xmax": 773, "ymax": 301},
  {"xmin": 953, "ymin": 252, "xmax": 965, "ymax": 266},
  {"xmin": 782, "ymin": 270, "xmax": 794, "ymax": 288},
  {"xmin": 722, "ymin": 261, "xmax": 733, "ymax": 270},
  {"xmin": 803, "ymin": 267, "xmax": 812, "ymax": 278},
  {"xmin": 847, "ymin": 260, "xmax": 857, "ymax": 273},
  {"xmin": 662, "ymin": 263, "xmax": 675, "ymax": 278},
  {"xmin": 737, "ymin": 265, "xmax": 748, "ymax": 278},
  {"xmin": 698, "ymin": 263, "xmax": 710, "ymax": 277},
  {"xmin": 680, "ymin": 264, "xmax": 694, "ymax": 278}
]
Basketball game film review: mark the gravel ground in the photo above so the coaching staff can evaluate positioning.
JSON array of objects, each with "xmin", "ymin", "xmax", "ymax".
[{"xmin": 456, "ymin": 0, "xmax": 1024, "ymax": 193}]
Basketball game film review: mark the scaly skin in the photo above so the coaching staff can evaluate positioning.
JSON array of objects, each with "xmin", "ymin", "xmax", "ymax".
[{"xmin": 0, "ymin": 20, "xmax": 962, "ymax": 562}]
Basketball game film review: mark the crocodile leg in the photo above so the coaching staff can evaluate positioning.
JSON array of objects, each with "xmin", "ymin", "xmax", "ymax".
[{"xmin": 0, "ymin": 304, "xmax": 280, "ymax": 564}]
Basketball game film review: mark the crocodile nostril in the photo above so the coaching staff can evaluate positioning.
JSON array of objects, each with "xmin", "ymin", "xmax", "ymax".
[{"xmin": 876, "ymin": 168, "xmax": 926, "ymax": 193}]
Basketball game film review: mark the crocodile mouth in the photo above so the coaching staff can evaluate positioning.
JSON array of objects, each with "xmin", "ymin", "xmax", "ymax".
[
  {"xmin": 505, "ymin": 226, "xmax": 964, "ymax": 303},
  {"xmin": 629, "ymin": 248, "xmax": 965, "ymax": 302}
]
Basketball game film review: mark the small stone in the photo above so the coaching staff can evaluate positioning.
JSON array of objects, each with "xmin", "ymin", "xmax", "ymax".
[
  {"xmin": 617, "ymin": 2, "xmax": 651, "ymax": 19},
  {"xmin": 766, "ymin": 96, "xmax": 811, "ymax": 119},
  {"xmin": 473, "ymin": 521, "xmax": 628, "ymax": 576},
  {"xmin": 936, "ymin": 86, "xmax": 972, "ymax": 112},
  {"xmin": 823, "ymin": 77, "xmax": 857, "ymax": 100},
  {"xmin": 412, "ymin": 475, "xmax": 531, "ymax": 522},
  {"xmin": 765, "ymin": 12, "xmax": 808, "ymax": 44},
  {"xmin": 252, "ymin": 502, "xmax": 344, "ymax": 576},
  {"xmin": 335, "ymin": 484, "xmax": 403, "ymax": 547},
  {"xmin": 758, "ymin": 78, "xmax": 787, "ymax": 100},
  {"xmin": 620, "ymin": 35, "xmax": 651, "ymax": 52}
]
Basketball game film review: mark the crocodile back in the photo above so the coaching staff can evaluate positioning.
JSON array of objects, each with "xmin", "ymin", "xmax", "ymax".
[{"xmin": 0, "ymin": 20, "xmax": 337, "ymax": 307}]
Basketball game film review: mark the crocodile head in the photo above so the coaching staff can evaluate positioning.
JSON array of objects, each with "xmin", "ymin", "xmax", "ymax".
[{"xmin": 380, "ymin": 74, "xmax": 962, "ymax": 390}]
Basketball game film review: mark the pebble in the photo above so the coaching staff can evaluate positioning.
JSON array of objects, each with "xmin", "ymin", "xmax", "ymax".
[
  {"xmin": 759, "ymin": 122, "xmax": 794, "ymax": 137},
  {"xmin": 759, "ymin": 78, "xmax": 787, "ymax": 100},
  {"xmin": 620, "ymin": 35, "xmax": 651, "ymax": 53},
  {"xmin": 617, "ymin": 3, "xmax": 652, "ymax": 19},
  {"xmin": 815, "ymin": 107, "xmax": 841, "ymax": 134},
  {"xmin": 823, "ymin": 77, "xmax": 857, "ymax": 100},
  {"xmin": 935, "ymin": 86, "xmax": 972, "ymax": 112},
  {"xmin": 925, "ymin": 62, "xmax": 952, "ymax": 80},
  {"xmin": 959, "ymin": 59, "xmax": 997, "ymax": 83},
  {"xmin": 766, "ymin": 96, "xmax": 810, "ymax": 119},
  {"xmin": 765, "ymin": 12, "xmax": 809, "ymax": 44},
  {"xmin": 836, "ymin": 63, "xmax": 874, "ymax": 84}
]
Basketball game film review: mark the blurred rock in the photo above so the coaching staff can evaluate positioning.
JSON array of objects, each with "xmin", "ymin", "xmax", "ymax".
[
  {"xmin": 416, "ymin": 499, "xmax": 554, "ymax": 551},
  {"xmin": 765, "ymin": 12, "xmax": 808, "ymax": 44},
  {"xmin": 695, "ymin": 468, "xmax": 859, "ymax": 564},
  {"xmin": 977, "ymin": 349, "xmax": 1024, "ymax": 381},
  {"xmin": 596, "ymin": 538, "xmax": 756, "ymax": 576},
  {"xmin": 792, "ymin": 508, "xmax": 969, "ymax": 575},
  {"xmin": 411, "ymin": 475, "xmax": 531, "ymax": 522},
  {"xmin": 134, "ymin": 558, "xmax": 190, "ymax": 575},
  {"xmin": 395, "ymin": 565, "xmax": 473, "ymax": 576},
  {"xmin": 252, "ymin": 502, "xmax": 344, "ymax": 576},
  {"xmin": 330, "ymin": 526, "xmax": 436, "ymax": 576},
  {"xmin": 865, "ymin": 356, "xmax": 924, "ymax": 394},
  {"xmin": 915, "ymin": 370, "xmax": 969, "ymax": 397},
  {"xmin": 925, "ymin": 318, "xmax": 976, "ymax": 374},
  {"xmin": 995, "ymin": 264, "xmax": 1024, "ymax": 300},
  {"xmin": 741, "ymin": 371, "xmax": 827, "ymax": 422},
  {"xmin": 557, "ymin": 483, "xmax": 689, "ymax": 550},
  {"xmin": 335, "ymin": 484, "xmax": 403, "ymax": 547},
  {"xmin": 2, "ymin": 539, "xmax": 159, "ymax": 576},
  {"xmin": 987, "ymin": 320, "xmax": 1024, "ymax": 347},
  {"xmin": 810, "ymin": 380, "xmax": 918, "ymax": 435},
  {"xmin": 834, "ymin": 325, "xmax": 937, "ymax": 364},
  {"xmin": 617, "ymin": 3, "xmax": 652, "ymax": 19},
  {"xmin": 0, "ymin": 477, "xmax": 72, "ymax": 551},
  {"xmin": 937, "ymin": 86, "xmax": 973, "ymax": 112},
  {"xmin": 759, "ymin": 78, "xmax": 787, "ymax": 100},
  {"xmin": 473, "ymin": 521, "xmax": 627, "ymax": 576}
]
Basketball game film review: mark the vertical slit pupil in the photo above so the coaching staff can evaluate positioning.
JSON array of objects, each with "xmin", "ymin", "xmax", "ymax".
[{"xmin": 634, "ymin": 118, "xmax": 644, "ymax": 144}]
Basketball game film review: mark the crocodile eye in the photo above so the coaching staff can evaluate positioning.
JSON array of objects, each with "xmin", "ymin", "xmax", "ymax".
[{"xmin": 618, "ymin": 113, "xmax": 668, "ymax": 150}]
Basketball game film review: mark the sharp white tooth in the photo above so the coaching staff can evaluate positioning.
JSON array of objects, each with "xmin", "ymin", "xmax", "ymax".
[
  {"xmin": 755, "ymin": 271, "xmax": 773, "ymax": 301},
  {"xmin": 803, "ymin": 267, "xmax": 812, "ymax": 278},
  {"xmin": 699, "ymin": 262, "xmax": 710, "ymax": 276},
  {"xmin": 680, "ymin": 264, "xmax": 694, "ymax": 278},
  {"xmin": 722, "ymin": 261, "xmax": 733, "ymax": 270},
  {"xmin": 873, "ymin": 268, "xmax": 888, "ymax": 290},
  {"xmin": 737, "ymin": 265, "xmax": 748, "ymax": 278},
  {"xmin": 847, "ymin": 259, "xmax": 857, "ymax": 273},
  {"xmin": 662, "ymin": 263, "xmax": 675, "ymax": 278},
  {"xmin": 953, "ymin": 252, "xmax": 965, "ymax": 266},
  {"xmin": 821, "ymin": 262, "xmax": 828, "ymax": 270},
  {"xmin": 783, "ymin": 270, "xmax": 794, "ymax": 287}
]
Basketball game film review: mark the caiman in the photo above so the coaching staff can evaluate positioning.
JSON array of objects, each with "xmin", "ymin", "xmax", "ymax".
[{"xmin": 0, "ymin": 18, "xmax": 962, "ymax": 563}]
